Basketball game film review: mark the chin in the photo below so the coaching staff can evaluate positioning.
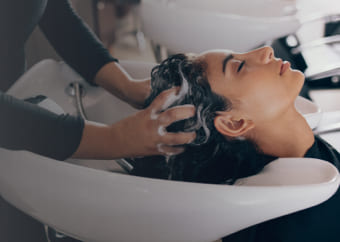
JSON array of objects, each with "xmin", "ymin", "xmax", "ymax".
[
  {"xmin": 291, "ymin": 69, "xmax": 305, "ymax": 85},
  {"xmin": 288, "ymin": 70, "xmax": 305, "ymax": 97}
]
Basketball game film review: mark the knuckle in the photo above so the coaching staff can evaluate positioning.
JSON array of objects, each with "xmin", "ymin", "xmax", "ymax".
[
  {"xmin": 173, "ymin": 135, "xmax": 185, "ymax": 145},
  {"xmin": 164, "ymin": 135, "xmax": 177, "ymax": 145},
  {"xmin": 145, "ymin": 120, "xmax": 154, "ymax": 130},
  {"xmin": 171, "ymin": 136, "xmax": 180, "ymax": 145},
  {"xmin": 166, "ymin": 109, "xmax": 178, "ymax": 120}
]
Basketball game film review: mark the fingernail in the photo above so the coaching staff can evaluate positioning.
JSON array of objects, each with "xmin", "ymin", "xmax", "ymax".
[
  {"xmin": 190, "ymin": 133, "xmax": 197, "ymax": 142},
  {"xmin": 171, "ymin": 86, "xmax": 180, "ymax": 94},
  {"xmin": 182, "ymin": 104, "xmax": 196, "ymax": 113},
  {"xmin": 185, "ymin": 104, "xmax": 195, "ymax": 109},
  {"xmin": 173, "ymin": 147, "xmax": 185, "ymax": 155}
]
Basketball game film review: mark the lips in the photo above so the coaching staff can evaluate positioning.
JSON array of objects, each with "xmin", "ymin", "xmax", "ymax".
[{"xmin": 280, "ymin": 61, "xmax": 291, "ymax": 75}]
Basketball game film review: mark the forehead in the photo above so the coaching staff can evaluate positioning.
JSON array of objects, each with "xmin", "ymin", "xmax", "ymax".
[
  {"xmin": 197, "ymin": 50, "xmax": 233, "ymax": 75},
  {"xmin": 198, "ymin": 49, "xmax": 233, "ymax": 65},
  {"xmin": 199, "ymin": 49, "xmax": 233, "ymax": 56}
]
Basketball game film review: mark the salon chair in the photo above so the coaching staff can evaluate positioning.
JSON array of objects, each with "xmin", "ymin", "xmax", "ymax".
[{"xmin": 1, "ymin": 60, "xmax": 339, "ymax": 242}]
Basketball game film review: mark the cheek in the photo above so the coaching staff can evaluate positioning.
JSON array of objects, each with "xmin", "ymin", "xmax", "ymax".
[{"xmin": 241, "ymin": 83, "xmax": 292, "ymax": 122}]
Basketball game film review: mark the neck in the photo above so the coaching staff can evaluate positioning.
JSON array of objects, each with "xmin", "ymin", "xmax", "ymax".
[{"xmin": 249, "ymin": 108, "xmax": 315, "ymax": 158}]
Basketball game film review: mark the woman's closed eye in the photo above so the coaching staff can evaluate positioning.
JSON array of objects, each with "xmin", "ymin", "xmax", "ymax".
[{"xmin": 237, "ymin": 60, "xmax": 245, "ymax": 73}]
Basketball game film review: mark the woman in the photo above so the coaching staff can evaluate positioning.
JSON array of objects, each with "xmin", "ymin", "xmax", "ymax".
[
  {"xmin": 131, "ymin": 46, "xmax": 340, "ymax": 241},
  {"xmin": 0, "ymin": 0, "xmax": 195, "ymax": 241}
]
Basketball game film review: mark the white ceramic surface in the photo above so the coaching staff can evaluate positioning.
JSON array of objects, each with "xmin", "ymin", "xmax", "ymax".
[
  {"xmin": 0, "ymin": 150, "xmax": 338, "ymax": 242},
  {"xmin": 1, "ymin": 60, "xmax": 339, "ymax": 242},
  {"xmin": 176, "ymin": 0, "xmax": 297, "ymax": 17},
  {"xmin": 140, "ymin": 0, "xmax": 300, "ymax": 53},
  {"xmin": 295, "ymin": 95, "xmax": 322, "ymax": 129},
  {"xmin": 315, "ymin": 110, "xmax": 340, "ymax": 152}
]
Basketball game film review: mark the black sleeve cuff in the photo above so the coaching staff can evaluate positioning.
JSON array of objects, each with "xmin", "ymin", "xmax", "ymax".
[{"xmin": 0, "ymin": 92, "xmax": 85, "ymax": 161}]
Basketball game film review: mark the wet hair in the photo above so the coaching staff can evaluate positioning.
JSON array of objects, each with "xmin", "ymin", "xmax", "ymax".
[{"xmin": 128, "ymin": 54, "xmax": 276, "ymax": 184}]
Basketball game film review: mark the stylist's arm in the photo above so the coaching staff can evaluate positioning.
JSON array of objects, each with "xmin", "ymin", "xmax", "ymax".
[
  {"xmin": 72, "ymin": 88, "xmax": 196, "ymax": 159},
  {"xmin": 94, "ymin": 61, "xmax": 151, "ymax": 109}
]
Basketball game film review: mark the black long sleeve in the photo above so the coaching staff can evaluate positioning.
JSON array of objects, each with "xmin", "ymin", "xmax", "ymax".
[
  {"xmin": 0, "ymin": 0, "xmax": 117, "ymax": 159},
  {"xmin": 39, "ymin": 0, "xmax": 118, "ymax": 84},
  {"xmin": 0, "ymin": 91, "xmax": 84, "ymax": 161}
]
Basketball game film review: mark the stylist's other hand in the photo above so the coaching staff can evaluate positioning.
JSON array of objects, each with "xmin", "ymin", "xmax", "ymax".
[
  {"xmin": 111, "ymin": 87, "xmax": 196, "ymax": 157},
  {"xmin": 94, "ymin": 61, "xmax": 151, "ymax": 109},
  {"xmin": 122, "ymin": 78, "xmax": 151, "ymax": 109}
]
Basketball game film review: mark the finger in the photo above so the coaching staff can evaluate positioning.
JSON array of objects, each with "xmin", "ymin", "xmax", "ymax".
[
  {"xmin": 149, "ymin": 87, "xmax": 180, "ymax": 111},
  {"xmin": 156, "ymin": 144, "xmax": 185, "ymax": 156},
  {"xmin": 159, "ymin": 104, "xmax": 195, "ymax": 127},
  {"xmin": 161, "ymin": 131, "xmax": 196, "ymax": 146}
]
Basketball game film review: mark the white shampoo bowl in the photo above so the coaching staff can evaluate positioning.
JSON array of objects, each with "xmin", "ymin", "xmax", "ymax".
[
  {"xmin": 140, "ymin": 0, "xmax": 300, "ymax": 53},
  {"xmin": 1, "ymin": 60, "xmax": 339, "ymax": 242}
]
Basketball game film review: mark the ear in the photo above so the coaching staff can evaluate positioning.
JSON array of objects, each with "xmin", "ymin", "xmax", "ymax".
[{"xmin": 214, "ymin": 114, "xmax": 254, "ymax": 137}]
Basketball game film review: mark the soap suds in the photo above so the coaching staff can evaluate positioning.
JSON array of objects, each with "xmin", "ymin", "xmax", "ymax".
[
  {"xmin": 150, "ymin": 109, "xmax": 159, "ymax": 120},
  {"xmin": 158, "ymin": 125, "xmax": 166, "ymax": 136},
  {"xmin": 161, "ymin": 62, "xmax": 189, "ymax": 111}
]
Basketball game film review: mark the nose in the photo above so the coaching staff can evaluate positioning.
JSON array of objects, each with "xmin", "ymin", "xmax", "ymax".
[{"xmin": 259, "ymin": 46, "xmax": 274, "ymax": 64}]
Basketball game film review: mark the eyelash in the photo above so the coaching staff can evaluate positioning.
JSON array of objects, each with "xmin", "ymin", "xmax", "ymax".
[{"xmin": 237, "ymin": 61, "xmax": 245, "ymax": 73}]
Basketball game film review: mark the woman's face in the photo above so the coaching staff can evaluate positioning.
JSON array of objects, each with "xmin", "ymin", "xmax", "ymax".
[{"xmin": 197, "ymin": 46, "xmax": 305, "ymax": 123}]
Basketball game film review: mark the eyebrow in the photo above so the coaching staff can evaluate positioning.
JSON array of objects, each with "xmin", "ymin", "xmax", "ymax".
[{"xmin": 222, "ymin": 54, "xmax": 234, "ymax": 73}]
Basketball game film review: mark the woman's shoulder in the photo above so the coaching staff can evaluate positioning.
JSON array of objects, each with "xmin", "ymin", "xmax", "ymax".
[{"xmin": 304, "ymin": 135, "xmax": 340, "ymax": 169}]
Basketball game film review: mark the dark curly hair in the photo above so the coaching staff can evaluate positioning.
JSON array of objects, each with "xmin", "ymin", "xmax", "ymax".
[{"xmin": 128, "ymin": 54, "xmax": 275, "ymax": 184}]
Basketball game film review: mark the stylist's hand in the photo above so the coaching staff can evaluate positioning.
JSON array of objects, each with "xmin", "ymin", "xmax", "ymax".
[
  {"xmin": 111, "ymin": 87, "xmax": 196, "ymax": 157},
  {"xmin": 94, "ymin": 61, "xmax": 151, "ymax": 109},
  {"xmin": 73, "ymin": 88, "xmax": 196, "ymax": 159},
  {"xmin": 72, "ymin": 88, "xmax": 196, "ymax": 159},
  {"xmin": 121, "ymin": 78, "xmax": 151, "ymax": 109}
]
